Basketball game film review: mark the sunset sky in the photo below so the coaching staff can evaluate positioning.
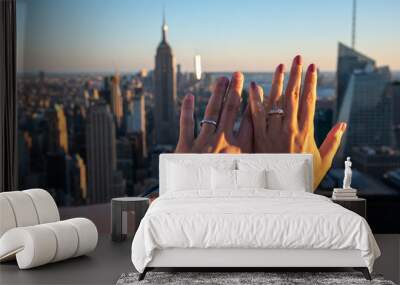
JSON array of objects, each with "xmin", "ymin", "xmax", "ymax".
[{"xmin": 16, "ymin": 0, "xmax": 400, "ymax": 73}]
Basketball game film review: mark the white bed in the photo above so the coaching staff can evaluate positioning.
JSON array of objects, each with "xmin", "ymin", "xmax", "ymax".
[{"xmin": 131, "ymin": 154, "xmax": 380, "ymax": 280}]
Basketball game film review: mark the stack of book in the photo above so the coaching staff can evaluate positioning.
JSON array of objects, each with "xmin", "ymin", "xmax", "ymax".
[{"xmin": 332, "ymin": 188, "xmax": 358, "ymax": 200}]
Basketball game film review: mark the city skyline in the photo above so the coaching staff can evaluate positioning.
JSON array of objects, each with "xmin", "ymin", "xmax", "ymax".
[
  {"xmin": 16, "ymin": 0, "xmax": 400, "ymax": 73},
  {"xmin": 15, "ymin": 43, "xmax": 400, "ymax": 206}
]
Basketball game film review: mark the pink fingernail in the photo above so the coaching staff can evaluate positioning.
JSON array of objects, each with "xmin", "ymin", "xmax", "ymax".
[
  {"xmin": 342, "ymin": 123, "xmax": 347, "ymax": 131},
  {"xmin": 310, "ymin": 64, "xmax": 316, "ymax": 73},
  {"xmin": 232, "ymin": 71, "xmax": 243, "ymax": 80},
  {"xmin": 294, "ymin": 55, "xmax": 302, "ymax": 65},
  {"xmin": 277, "ymin": 64, "xmax": 284, "ymax": 73},
  {"xmin": 186, "ymin": 93, "xmax": 194, "ymax": 102}
]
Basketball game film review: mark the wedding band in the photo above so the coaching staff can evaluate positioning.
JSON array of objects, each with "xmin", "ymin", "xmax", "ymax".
[
  {"xmin": 200, "ymin": 119, "xmax": 217, "ymax": 128},
  {"xmin": 268, "ymin": 108, "xmax": 284, "ymax": 115}
]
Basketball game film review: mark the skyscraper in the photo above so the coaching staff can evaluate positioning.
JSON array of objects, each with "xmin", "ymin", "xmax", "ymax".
[
  {"xmin": 388, "ymin": 82, "xmax": 400, "ymax": 148},
  {"xmin": 46, "ymin": 152, "xmax": 72, "ymax": 205},
  {"xmin": 154, "ymin": 14, "xmax": 177, "ymax": 145},
  {"xmin": 86, "ymin": 103, "xmax": 125, "ymax": 204},
  {"xmin": 45, "ymin": 104, "xmax": 69, "ymax": 154},
  {"xmin": 176, "ymin": 64, "xmax": 182, "ymax": 91},
  {"xmin": 83, "ymin": 89, "xmax": 90, "ymax": 108},
  {"xmin": 116, "ymin": 137, "xmax": 135, "ymax": 196},
  {"xmin": 336, "ymin": 52, "xmax": 392, "ymax": 158},
  {"xmin": 126, "ymin": 93, "xmax": 147, "ymax": 157},
  {"xmin": 73, "ymin": 154, "xmax": 87, "ymax": 202},
  {"xmin": 335, "ymin": 42, "xmax": 375, "ymax": 117},
  {"xmin": 126, "ymin": 93, "xmax": 145, "ymax": 133},
  {"xmin": 111, "ymin": 74, "xmax": 123, "ymax": 127}
]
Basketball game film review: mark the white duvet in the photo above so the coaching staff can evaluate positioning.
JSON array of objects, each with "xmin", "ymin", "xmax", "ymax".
[{"xmin": 131, "ymin": 190, "xmax": 380, "ymax": 273}]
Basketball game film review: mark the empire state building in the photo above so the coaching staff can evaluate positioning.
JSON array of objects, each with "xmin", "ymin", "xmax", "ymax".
[{"xmin": 154, "ymin": 15, "xmax": 177, "ymax": 145}]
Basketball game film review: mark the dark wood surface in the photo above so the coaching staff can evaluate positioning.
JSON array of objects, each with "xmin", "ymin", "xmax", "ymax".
[
  {"xmin": 331, "ymin": 198, "xmax": 367, "ymax": 219},
  {"xmin": 0, "ymin": 235, "xmax": 133, "ymax": 285}
]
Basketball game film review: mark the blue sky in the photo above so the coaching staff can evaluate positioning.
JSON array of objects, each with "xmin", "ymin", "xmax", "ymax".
[{"xmin": 17, "ymin": 0, "xmax": 400, "ymax": 72}]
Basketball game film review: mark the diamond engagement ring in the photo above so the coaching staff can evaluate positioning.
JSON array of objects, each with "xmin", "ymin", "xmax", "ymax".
[
  {"xmin": 268, "ymin": 107, "xmax": 284, "ymax": 115},
  {"xmin": 200, "ymin": 119, "xmax": 217, "ymax": 128}
]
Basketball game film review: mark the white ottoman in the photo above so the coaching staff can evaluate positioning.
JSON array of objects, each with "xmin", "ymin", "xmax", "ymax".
[{"xmin": 0, "ymin": 189, "xmax": 98, "ymax": 269}]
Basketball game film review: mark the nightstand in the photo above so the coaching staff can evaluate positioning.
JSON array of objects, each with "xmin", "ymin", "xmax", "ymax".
[
  {"xmin": 331, "ymin": 198, "xmax": 366, "ymax": 219},
  {"xmin": 111, "ymin": 197, "xmax": 150, "ymax": 242}
]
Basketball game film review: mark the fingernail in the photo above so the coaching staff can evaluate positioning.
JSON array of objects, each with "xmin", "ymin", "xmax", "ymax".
[
  {"xmin": 294, "ymin": 55, "xmax": 302, "ymax": 65},
  {"xmin": 232, "ymin": 71, "xmax": 243, "ymax": 80},
  {"xmin": 309, "ymin": 63, "xmax": 316, "ymax": 73},
  {"xmin": 186, "ymin": 93, "xmax": 194, "ymax": 102},
  {"xmin": 341, "ymin": 123, "xmax": 347, "ymax": 131},
  {"xmin": 250, "ymin": 81, "xmax": 257, "ymax": 90},
  {"xmin": 277, "ymin": 64, "xmax": 284, "ymax": 73}
]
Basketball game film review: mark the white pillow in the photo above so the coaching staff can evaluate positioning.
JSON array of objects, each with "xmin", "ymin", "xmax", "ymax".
[
  {"xmin": 211, "ymin": 168, "xmax": 236, "ymax": 190},
  {"xmin": 238, "ymin": 159, "xmax": 309, "ymax": 192},
  {"xmin": 266, "ymin": 164, "xmax": 307, "ymax": 192},
  {"xmin": 236, "ymin": 169, "xmax": 267, "ymax": 189},
  {"xmin": 167, "ymin": 162, "xmax": 211, "ymax": 191}
]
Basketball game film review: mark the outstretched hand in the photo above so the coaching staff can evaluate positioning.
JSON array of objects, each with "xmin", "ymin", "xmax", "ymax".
[
  {"xmin": 175, "ymin": 55, "xmax": 346, "ymax": 190},
  {"xmin": 248, "ymin": 55, "xmax": 347, "ymax": 190},
  {"xmin": 175, "ymin": 72, "xmax": 253, "ymax": 154}
]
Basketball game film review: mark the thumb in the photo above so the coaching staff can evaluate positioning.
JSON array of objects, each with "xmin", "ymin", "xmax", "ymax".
[
  {"xmin": 313, "ymin": 122, "xmax": 347, "ymax": 189},
  {"xmin": 319, "ymin": 122, "xmax": 347, "ymax": 169}
]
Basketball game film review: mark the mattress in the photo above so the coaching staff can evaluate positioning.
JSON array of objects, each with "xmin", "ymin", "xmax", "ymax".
[{"xmin": 131, "ymin": 190, "xmax": 380, "ymax": 273}]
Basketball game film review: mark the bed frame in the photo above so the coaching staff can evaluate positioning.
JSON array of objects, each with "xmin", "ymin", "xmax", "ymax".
[
  {"xmin": 139, "ymin": 248, "xmax": 371, "ymax": 280},
  {"xmin": 139, "ymin": 154, "xmax": 372, "ymax": 281}
]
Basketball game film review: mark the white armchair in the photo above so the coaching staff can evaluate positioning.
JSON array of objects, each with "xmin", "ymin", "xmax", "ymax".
[{"xmin": 0, "ymin": 189, "xmax": 98, "ymax": 269}]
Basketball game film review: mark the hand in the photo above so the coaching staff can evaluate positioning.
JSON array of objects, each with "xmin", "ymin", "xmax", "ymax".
[
  {"xmin": 175, "ymin": 72, "xmax": 253, "ymax": 153},
  {"xmin": 248, "ymin": 55, "xmax": 347, "ymax": 190}
]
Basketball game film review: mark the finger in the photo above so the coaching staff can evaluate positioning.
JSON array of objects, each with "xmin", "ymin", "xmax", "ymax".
[
  {"xmin": 249, "ymin": 82, "xmax": 267, "ymax": 145},
  {"xmin": 198, "ymin": 77, "xmax": 229, "ymax": 140},
  {"xmin": 266, "ymin": 64, "xmax": 285, "ymax": 114},
  {"xmin": 236, "ymin": 104, "xmax": 253, "ymax": 153},
  {"xmin": 319, "ymin": 122, "xmax": 347, "ymax": 167},
  {"xmin": 298, "ymin": 64, "xmax": 317, "ymax": 132},
  {"xmin": 266, "ymin": 64, "xmax": 285, "ymax": 135},
  {"xmin": 284, "ymin": 55, "xmax": 303, "ymax": 132},
  {"xmin": 175, "ymin": 94, "xmax": 195, "ymax": 153},
  {"xmin": 218, "ymin": 72, "xmax": 244, "ymax": 135}
]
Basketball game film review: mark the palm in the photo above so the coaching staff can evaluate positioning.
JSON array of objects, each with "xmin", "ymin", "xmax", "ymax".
[{"xmin": 304, "ymin": 132, "xmax": 323, "ymax": 189}]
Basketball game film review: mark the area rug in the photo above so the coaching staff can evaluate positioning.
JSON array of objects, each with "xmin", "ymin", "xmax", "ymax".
[{"xmin": 116, "ymin": 271, "xmax": 395, "ymax": 285}]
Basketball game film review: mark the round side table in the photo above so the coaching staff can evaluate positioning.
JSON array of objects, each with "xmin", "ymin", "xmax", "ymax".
[{"xmin": 111, "ymin": 197, "xmax": 149, "ymax": 242}]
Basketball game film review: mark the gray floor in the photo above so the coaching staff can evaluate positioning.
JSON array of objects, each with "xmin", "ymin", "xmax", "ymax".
[
  {"xmin": 1, "ymin": 234, "xmax": 398, "ymax": 284},
  {"xmin": 0, "ymin": 235, "xmax": 133, "ymax": 285}
]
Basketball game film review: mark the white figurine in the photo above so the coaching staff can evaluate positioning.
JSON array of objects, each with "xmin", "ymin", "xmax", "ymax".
[{"xmin": 343, "ymin": 157, "xmax": 352, "ymax": 189}]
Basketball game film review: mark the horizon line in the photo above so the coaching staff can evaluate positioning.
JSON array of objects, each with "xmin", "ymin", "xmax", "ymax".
[{"xmin": 15, "ymin": 69, "xmax": 343, "ymax": 75}]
